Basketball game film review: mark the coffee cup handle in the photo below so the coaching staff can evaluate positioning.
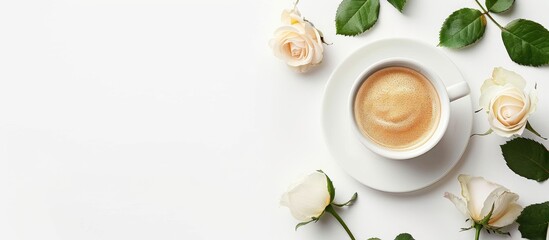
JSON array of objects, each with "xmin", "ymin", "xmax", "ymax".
[{"xmin": 447, "ymin": 81, "xmax": 470, "ymax": 102}]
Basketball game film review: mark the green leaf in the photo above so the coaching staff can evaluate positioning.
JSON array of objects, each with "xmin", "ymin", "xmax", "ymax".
[
  {"xmin": 394, "ymin": 233, "xmax": 415, "ymax": 240},
  {"xmin": 439, "ymin": 8, "xmax": 487, "ymax": 48},
  {"xmin": 332, "ymin": 192, "xmax": 358, "ymax": 207},
  {"xmin": 368, "ymin": 238, "xmax": 381, "ymax": 240},
  {"xmin": 526, "ymin": 121, "xmax": 547, "ymax": 140},
  {"xmin": 502, "ymin": 19, "xmax": 549, "ymax": 66},
  {"xmin": 500, "ymin": 137, "xmax": 549, "ymax": 182},
  {"xmin": 336, "ymin": 0, "xmax": 380, "ymax": 36},
  {"xmin": 486, "ymin": 0, "xmax": 515, "ymax": 13},
  {"xmin": 387, "ymin": 0, "xmax": 406, "ymax": 12},
  {"xmin": 517, "ymin": 202, "xmax": 549, "ymax": 240}
]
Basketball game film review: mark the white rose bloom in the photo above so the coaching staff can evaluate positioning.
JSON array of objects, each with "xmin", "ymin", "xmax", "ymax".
[
  {"xmin": 479, "ymin": 67, "xmax": 538, "ymax": 137},
  {"xmin": 444, "ymin": 175, "xmax": 523, "ymax": 228},
  {"xmin": 280, "ymin": 171, "xmax": 331, "ymax": 221},
  {"xmin": 269, "ymin": 7, "xmax": 324, "ymax": 73}
]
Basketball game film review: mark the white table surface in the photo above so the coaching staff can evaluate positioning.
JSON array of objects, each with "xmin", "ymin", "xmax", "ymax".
[{"xmin": 1, "ymin": 0, "xmax": 548, "ymax": 239}]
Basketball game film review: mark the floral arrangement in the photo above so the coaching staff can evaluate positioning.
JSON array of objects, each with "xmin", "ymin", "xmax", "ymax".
[
  {"xmin": 272, "ymin": 1, "xmax": 549, "ymax": 239},
  {"xmin": 270, "ymin": 0, "xmax": 549, "ymax": 72},
  {"xmin": 279, "ymin": 67, "xmax": 549, "ymax": 240}
]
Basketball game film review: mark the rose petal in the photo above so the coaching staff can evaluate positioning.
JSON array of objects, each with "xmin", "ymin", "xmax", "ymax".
[
  {"xmin": 490, "ymin": 128, "xmax": 514, "ymax": 138},
  {"xmin": 491, "ymin": 101, "xmax": 527, "ymax": 130},
  {"xmin": 495, "ymin": 92, "xmax": 525, "ymax": 108},
  {"xmin": 502, "ymin": 106, "xmax": 528, "ymax": 126},
  {"xmin": 529, "ymin": 89, "xmax": 538, "ymax": 114},
  {"xmin": 458, "ymin": 174, "xmax": 474, "ymax": 201},
  {"xmin": 303, "ymin": 23, "xmax": 319, "ymax": 41},
  {"xmin": 488, "ymin": 191, "xmax": 520, "ymax": 225},
  {"xmin": 289, "ymin": 46, "xmax": 312, "ymax": 67},
  {"xmin": 281, "ymin": 8, "xmax": 303, "ymax": 25},
  {"xmin": 271, "ymin": 26, "xmax": 302, "ymax": 58},
  {"xmin": 488, "ymin": 113, "xmax": 516, "ymax": 137},
  {"xmin": 310, "ymin": 41, "xmax": 323, "ymax": 64},
  {"xmin": 302, "ymin": 24, "xmax": 323, "ymax": 64},
  {"xmin": 492, "ymin": 67, "xmax": 526, "ymax": 90},
  {"xmin": 460, "ymin": 175, "xmax": 502, "ymax": 220},
  {"xmin": 444, "ymin": 192, "xmax": 470, "ymax": 218},
  {"xmin": 480, "ymin": 189, "xmax": 516, "ymax": 221},
  {"xmin": 280, "ymin": 191, "xmax": 291, "ymax": 206},
  {"xmin": 490, "ymin": 203, "xmax": 523, "ymax": 228},
  {"xmin": 480, "ymin": 78, "xmax": 497, "ymax": 94},
  {"xmin": 280, "ymin": 190, "xmax": 310, "ymax": 221},
  {"xmin": 279, "ymin": 29, "xmax": 314, "ymax": 66},
  {"xmin": 281, "ymin": 9, "xmax": 291, "ymax": 24},
  {"xmin": 479, "ymin": 85, "xmax": 504, "ymax": 110},
  {"xmin": 495, "ymin": 101, "xmax": 524, "ymax": 126},
  {"xmin": 479, "ymin": 187, "xmax": 504, "ymax": 220},
  {"xmin": 280, "ymin": 172, "xmax": 330, "ymax": 221},
  {"xmin": 295, "ymin": 64, "xmax": 311, "ymax": 73}
]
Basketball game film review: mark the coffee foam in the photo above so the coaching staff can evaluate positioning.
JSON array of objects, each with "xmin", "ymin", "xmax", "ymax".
[{"xmin": 354, "ymin": 66, "xmax": 441, "ymax": 150}]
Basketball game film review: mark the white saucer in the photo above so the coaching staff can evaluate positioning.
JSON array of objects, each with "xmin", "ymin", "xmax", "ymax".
[{"xmin": 321, "ymin": 38, "xmax": 473, "ymax": 193}]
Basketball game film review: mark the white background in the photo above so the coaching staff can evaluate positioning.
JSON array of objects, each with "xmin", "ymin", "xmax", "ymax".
[{"xmin": 1, "ymin": 0, "xmax": 548, "ymax": 239}]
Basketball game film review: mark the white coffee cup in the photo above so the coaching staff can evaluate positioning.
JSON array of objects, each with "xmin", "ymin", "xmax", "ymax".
[{"xmin": 349, "ymin": 58, "xmax": 470, "ymax": 160}]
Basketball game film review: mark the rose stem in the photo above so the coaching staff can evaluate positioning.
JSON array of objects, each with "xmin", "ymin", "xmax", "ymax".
[
  {"xmin": 474, "ymin": 224, "xmax": 482, "ymax": 240},
  {"xmin": 474, "ymin": 0, "xmax": 503, "ymax": 29},
  {"xmin": 325, "ymin": 205, "xmax": 356, "ymax": 240}
]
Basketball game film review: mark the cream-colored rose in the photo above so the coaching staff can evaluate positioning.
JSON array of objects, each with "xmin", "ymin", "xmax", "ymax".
[
  {"xmin": 444, "ymin": 175, "xmax": 523, "ymax": 228},
  {"xmin": 479, "ymin": 67, "xmax": 538, "ymax": 137},
  {"xmin": 280, "ymin": 171, "xmax": 331, "ymax": 221},
  {"xmin": 269, "ymin": 7, "xmax": 324, "ymax": 73}
]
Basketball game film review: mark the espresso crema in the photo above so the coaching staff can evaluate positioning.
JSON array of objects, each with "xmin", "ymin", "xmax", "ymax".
[{"xmin": 354, "ymin": 66, "xmax": 441, "ymax": 150}]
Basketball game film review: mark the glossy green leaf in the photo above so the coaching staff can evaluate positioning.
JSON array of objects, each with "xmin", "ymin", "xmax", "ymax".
[
  {"xmin": 395, "ymin": 233, "xmax": 415, "ymax": 240},
  {"xmin": 486, "ymin": 0, "xmax": 515, "ymax": 13},
  {"xmin": 500, "ymin": 137, "xmax": 549, "ymax": 182},
  {"xmin": 387, "ymin": 0, "xmax": 406, "ymax": 12},
  {"xmin": 336, "ymin": 0, "xmax": 380, "ymax": 36},
  {"xmin": 517, "ymin": 202, "xmax": 549, "ymax": 240},
  {"xmin": 439, "ymin": 8, "xmax": 486, "ymax": 48},
  {"xmin": 501, "ymin": 19, "xmax": 549, "ymax": 66}
]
